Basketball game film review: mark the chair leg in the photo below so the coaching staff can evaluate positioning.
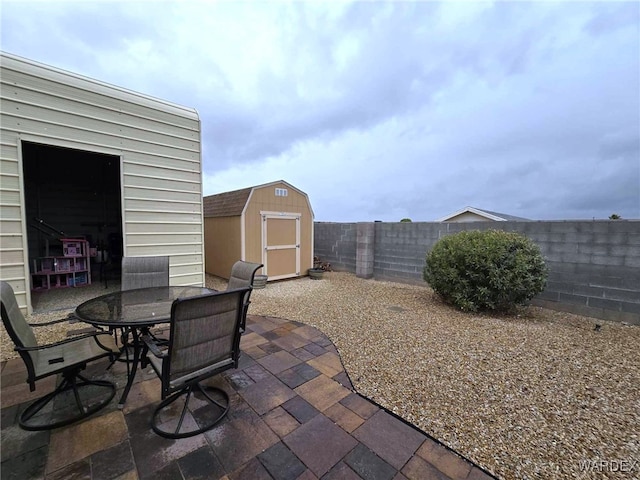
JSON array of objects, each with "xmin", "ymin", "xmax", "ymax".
[
  {"xmin": 19, "ymin": 369, "xmax": 115, "ymax": 431},
  {"xmin": 151, "ymin": 383, "xmax": 230, "ymax": 439},
  {"xmin": 175, "ymin": 388, "xmax": 193, "ymax": 434}
]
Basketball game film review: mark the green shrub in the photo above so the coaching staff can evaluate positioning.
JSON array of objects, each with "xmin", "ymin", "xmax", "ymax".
[{"xmin": 423, "ymin": 229, "xmax": 548, "ymax": 313}]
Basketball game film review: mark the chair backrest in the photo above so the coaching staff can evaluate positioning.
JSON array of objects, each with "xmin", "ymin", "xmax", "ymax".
[
  {"xmin": 1, "ymin": 281, "xmax": 37, "ymax": 349},
  {"xmin": 1, "ymin": 281, "xmax": 38, "ymax": 377},
  {"xmin": 226, "ymin": 261, "xmax": 263, "ymax": 332},
  {"xmin": 227, "ymin": 261, "xmax": 263, "ymax": 290},
  {"xmin": 166, "ymin": 287, "xmax": 250, "ymax": 385},
  {"xmin": 121, "ymin": 256, "xmax": 169, "ymax": 291}
]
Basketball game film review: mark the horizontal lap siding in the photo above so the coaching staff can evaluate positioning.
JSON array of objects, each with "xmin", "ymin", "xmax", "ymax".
[
  {"xmin": 2, "ymin": 99, "xmax": 199, "ymax": 154},
  {"xmin": 0, "ymin": 136, "xmax": 26, "ymax": 299},
  {"xmin": 0, "ymin": 54, "xmax": 203, "ymax": 312},
  {"xmin": 125, "ymin": 171, "xmax": 201, "ymax": 192},
  {"xmin": 125, "ymin": 223, "xmax": 202, "ymax": 234}
]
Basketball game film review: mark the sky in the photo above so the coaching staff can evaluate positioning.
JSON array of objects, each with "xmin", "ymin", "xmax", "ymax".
[{"xmin": 1, "ymin": 1, "xmax": 639, "ymax": 222}]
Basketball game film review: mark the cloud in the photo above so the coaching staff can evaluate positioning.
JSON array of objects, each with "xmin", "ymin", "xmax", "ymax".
[{"xmin": 2, "ymin": 1, "xmax": 638, "ymax": 221}]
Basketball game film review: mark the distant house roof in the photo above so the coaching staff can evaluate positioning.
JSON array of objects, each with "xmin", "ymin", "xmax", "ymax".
[
  {"xmin": 203, "ymin": 180, "xmax": 311, "ymax": 218},
  {"xmin": 436, "ymin": 206, "xmax": 531, "ymax": 222}
]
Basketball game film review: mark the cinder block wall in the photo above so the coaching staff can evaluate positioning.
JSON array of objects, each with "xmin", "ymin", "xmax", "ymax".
[
  {"xmin": 314, "ymin": 220, "xmax": 640, "ymax": 324},
  {"xmin": 313, "ymin": 222, "xmax": 357, "ymax": 273}
]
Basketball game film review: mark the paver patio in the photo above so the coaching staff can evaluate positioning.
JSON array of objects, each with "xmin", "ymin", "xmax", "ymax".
[{"xmin": 1, "ymin": 314, "xmax": 495, "ymax": 480}]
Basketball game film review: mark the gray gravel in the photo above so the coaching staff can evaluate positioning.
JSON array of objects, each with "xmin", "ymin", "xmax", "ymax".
[{"xmin": 3, "ymin": 272, "xmax": 638, "ymax": 480}]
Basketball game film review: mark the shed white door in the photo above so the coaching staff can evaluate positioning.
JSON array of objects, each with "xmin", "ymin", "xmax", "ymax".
[{"xmin": 261, "ymin": 212, "xmax": 300, "ymax": 280}]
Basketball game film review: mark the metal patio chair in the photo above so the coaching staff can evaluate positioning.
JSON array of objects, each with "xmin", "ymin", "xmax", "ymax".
[
  {"xmin": 226, "ymin": 260, "xmax": 263, "ymax": 333},
  {"xmin": 142, "ymin": 287, "xmax": 250, "ymax": 438},
  {"xmin": 121, "ymin": 256, "xmax": 169, "ymax": 291},
  {"xmin": 0, "ymin": 281, "xmax": 119, "ymax": 431},
  {"xmin": 118, "ymin": 255, "xmax": 171, "ymax": 354}
]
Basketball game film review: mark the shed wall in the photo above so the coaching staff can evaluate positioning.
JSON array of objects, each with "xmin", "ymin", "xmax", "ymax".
[
  {"xmin": 204, "ymin": 216, "xmax": 242, "ymax": 278},
  {"xmin": 243, "ymin": 183, "xmax": 313, "ymax": 275},
  {"xmin": 0, "ymin": 53, "xmax": 204, "ymax": 313}
]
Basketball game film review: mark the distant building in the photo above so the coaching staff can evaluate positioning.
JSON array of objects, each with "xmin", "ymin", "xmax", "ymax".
[{"xmin": 436, "ymin": 206, "xmax": 530, "ymax": 223}]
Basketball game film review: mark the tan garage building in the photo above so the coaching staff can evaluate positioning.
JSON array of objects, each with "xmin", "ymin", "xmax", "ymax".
[{"xmin": 203, "ymin": 180, "xmax": 314, "ymax": 281}]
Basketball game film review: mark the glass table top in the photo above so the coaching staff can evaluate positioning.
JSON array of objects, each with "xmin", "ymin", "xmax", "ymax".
[{"xmin": 75, "ymin": 286, "xmax": 213, "ymax": 327}]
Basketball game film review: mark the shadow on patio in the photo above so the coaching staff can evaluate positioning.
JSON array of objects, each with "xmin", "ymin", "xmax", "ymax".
[{"xmin": 1, "ymin": 314, "xmax": 495, "ymax": 480}]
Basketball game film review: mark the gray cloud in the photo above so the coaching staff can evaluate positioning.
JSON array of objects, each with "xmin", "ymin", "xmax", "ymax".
[{"xmin": 1, "ymin": 1, "xmax": 638, "ymax": 221}]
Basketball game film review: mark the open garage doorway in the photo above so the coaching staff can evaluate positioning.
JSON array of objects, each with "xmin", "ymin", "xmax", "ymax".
[{"xmin": 22, "ymin": 141, "xmax": 122, "ymax": 309}]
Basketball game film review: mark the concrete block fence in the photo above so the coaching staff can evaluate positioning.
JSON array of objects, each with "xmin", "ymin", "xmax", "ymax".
[{"xmin": 314, "ymin": 220, "xmax": 640, "ymax": 324}]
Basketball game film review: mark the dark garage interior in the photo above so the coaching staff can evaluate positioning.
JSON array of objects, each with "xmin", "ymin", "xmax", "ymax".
[{"xmin": 22, "ymin": 141, "xmax": 123, "ymax": 290}]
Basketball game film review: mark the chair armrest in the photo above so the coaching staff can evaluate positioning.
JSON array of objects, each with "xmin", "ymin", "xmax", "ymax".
[
  {"xmin": 27, "ymin": 317, "xmax": 69, "ymax": 327},
  {"xmin": 15, "ymin": 332, "xmax": 115, "ymax": 352},
  {"xmin": 27, "ymin": 311, "xmax": 91, "ymax": 327},
  {"xmin": 142, "ymin": 334, "xmax": 167, "ymax": 358}
]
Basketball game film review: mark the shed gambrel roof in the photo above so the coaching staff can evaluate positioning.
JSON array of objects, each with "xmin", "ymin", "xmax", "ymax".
[
  {"xmin": 436, "ymin": 206, "xmax": 531, "ymax": 222},
  {"xmin": 203, "ymin": 180, "xmax": 313, "ymax": 218},
  {"xmin": 203, "ymin": 187, "xmax": 252, "ymax": 217}
]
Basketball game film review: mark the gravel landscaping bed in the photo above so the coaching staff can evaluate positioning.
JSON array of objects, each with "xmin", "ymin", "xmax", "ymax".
[{"xmin": 3, "ymin": 272, "xmax": 638, "ymax": 479}]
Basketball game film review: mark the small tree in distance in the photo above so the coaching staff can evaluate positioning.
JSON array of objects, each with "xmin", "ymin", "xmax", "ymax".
[
  {"xmin": 400, "ymin": 218, "xmax": 412, "ymax": 222},
  {"xmin": 609, "ymin": 214, "xmax": 621, "ymax": 220}
]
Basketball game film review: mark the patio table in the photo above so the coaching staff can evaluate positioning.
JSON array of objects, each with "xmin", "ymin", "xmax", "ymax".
[{"xmin": 75, "ymin": 286, "xmax": 213, "ymax": 408}]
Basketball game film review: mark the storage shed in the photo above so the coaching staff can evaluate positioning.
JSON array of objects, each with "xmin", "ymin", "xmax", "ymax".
[
  {"xmin": 0, "ymin": 52, "xmax": 205, "ymax": 314},
  {"xmin": 203, "ymin": 180, "xmax": 314, "ymax": 281}
]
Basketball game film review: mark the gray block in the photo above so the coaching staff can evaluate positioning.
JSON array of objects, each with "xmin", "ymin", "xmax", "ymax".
[
  {"xmin": 624, "ymin": 255, "xmax": 640, "ymax": 268},
  {"xmin": 588, "ymin": 297, "xmax": 622, "ymax": 311},
  {"xmin": 621, "ymin": 302, "xmax": 640, "ymax": 315}
]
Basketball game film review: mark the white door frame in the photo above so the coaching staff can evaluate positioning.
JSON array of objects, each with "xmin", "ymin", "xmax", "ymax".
[{"xmin": 260, "ymin": 211, "xmax": 301, "ymax": 280}]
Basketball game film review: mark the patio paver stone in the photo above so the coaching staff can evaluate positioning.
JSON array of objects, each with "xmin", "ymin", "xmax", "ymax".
[{"xmin": 0, "ymin": 314, "xmax": 495, "ymax": 480}]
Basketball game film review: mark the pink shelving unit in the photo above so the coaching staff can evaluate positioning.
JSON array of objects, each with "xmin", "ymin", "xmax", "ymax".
[{"xmin": 31, "ymin": 239, "xmax": 92, "ymax": 290}]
